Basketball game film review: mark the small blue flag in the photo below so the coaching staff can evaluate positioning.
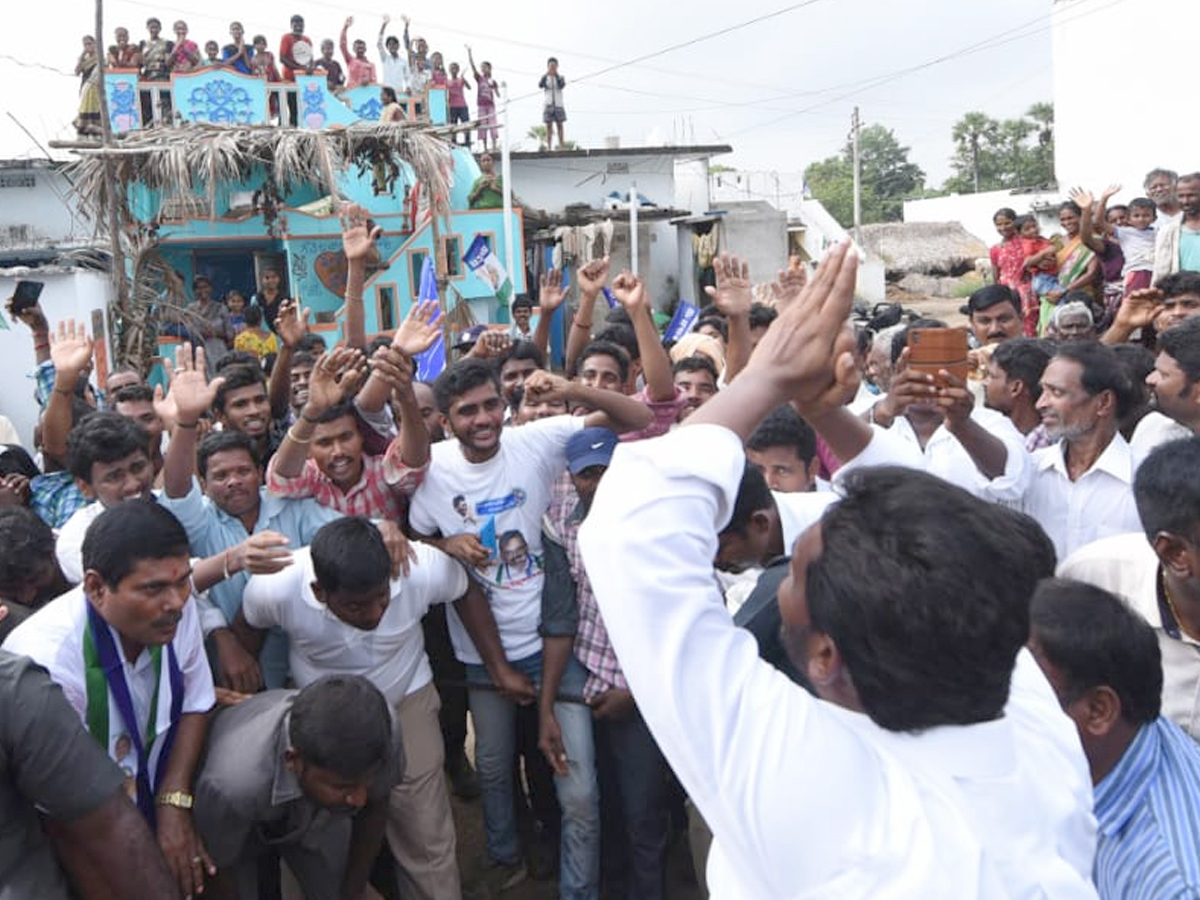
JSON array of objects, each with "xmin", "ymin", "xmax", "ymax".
[
  {"xmin": 601, "ymin": 287, "xmax": 618, "ymax": 309},
  {"xmin": 662, "ymin": 301, "xmax": 700, "ymax": 344},
  {"xmin": 414, "ymin": 257, "xmax": 446, "ymax": 382}
]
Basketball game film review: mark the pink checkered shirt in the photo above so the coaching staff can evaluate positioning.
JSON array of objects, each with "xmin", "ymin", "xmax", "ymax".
[
  {"xmin": 545, "ymin": 475, "xmax": 627, "ymax": 700},
  {"xmin": 266, "ymin": 438, "xmax": 426, "ymax": 521},
  {"xmin": 620, "ymin": 385, "xmax": 685, "ymax": 442}
]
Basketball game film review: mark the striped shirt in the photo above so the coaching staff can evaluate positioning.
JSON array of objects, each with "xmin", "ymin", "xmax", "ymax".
[{"xmin": 1094, "ymin": 716, "xmax": 1200, "ymax": 900}]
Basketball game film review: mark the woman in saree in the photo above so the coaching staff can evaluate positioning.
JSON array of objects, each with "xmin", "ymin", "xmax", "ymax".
[
  {"xmin": 989, "ymin": 207, "xmax": 1038, "ymax": 336},
  {"xmin": 1040, "ymin": 201, "xmax": 1100, "ymax": 336},
  {"xmin": 74, "ymin": 36, "xmax": 102, "ymax": 137}
]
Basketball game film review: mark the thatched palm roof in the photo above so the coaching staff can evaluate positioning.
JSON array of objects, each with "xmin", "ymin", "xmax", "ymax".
[
  {"xmin": 66, "ymin": 122, "xmax": 454, "ymax": 224},
  {"xmin": 859, "ymin": 222, "xmax": 988, "ymax": 277}
]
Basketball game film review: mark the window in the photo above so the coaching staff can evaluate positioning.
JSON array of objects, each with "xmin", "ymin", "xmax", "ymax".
[
  {"xmin": 409, "ymin": 250, "xmax": 430, "ymax": 299},
  {"xmin": 443, "ymin": 235, "xmax": 462, "ymax": 278},
  {"xmin": 378, "ymin": 285, "xmax": 397, "ymax": 332}
]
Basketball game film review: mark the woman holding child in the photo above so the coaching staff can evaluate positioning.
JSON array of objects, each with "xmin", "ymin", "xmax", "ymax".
[
  {"xmin": 1039, "ymin": 201, "xmax": 1099, "ymax": 336},
  {"xmin": 989, "ymin": 207, "xmax": 1038, "ymax": 336}
]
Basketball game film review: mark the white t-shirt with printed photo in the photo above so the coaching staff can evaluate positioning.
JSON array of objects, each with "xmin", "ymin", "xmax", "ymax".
[{"xmin": 410, "ymin": 416, "xmax": 584, "ymax": 664}]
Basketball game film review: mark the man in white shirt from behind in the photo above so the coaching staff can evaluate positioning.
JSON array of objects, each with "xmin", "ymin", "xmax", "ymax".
[
  {"xmin": 579, "ymin": 242, "xmax": 1098, "ymax": 899},
  {"xmin": 236, "ymin": 516, "xmax": 526, "ymax": 900}
]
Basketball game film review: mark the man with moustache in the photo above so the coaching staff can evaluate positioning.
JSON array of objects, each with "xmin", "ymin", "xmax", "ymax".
[{"xmin": 1154, "ymin": 173, "xmax": 1200, "ymax": 282}]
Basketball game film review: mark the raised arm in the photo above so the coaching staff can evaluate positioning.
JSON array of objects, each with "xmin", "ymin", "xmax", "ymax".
[
  {"xmin": 522, "ymin": 370, "xmax": 653, "ymax": 433},
  {"xmin": 466, "ymin": 44, "xmax": 479, "ymax": 78},
  {"xmin": 269, "ymin": 346, "xmax": 366, "ymax": 480},
  {"xmin": 533, "ymin": 269, "xmax": 566, "ymax": 358},
  {"xmin": 162, "ymin": 345, "xmax": 226, "ymax": 498},
  {"xmin": 340, "ymin": 17, "xmax": 353, "ymax": 64},
  {"xmin": 566, "ymin": 257, "xmax": 609, "ymax": 373},
  {"xmin": 43, "ymin": 319, "xmax": 95, "ymax": 462},
  {"xmin": 340, "ymin": 203, "xmax": 382, "ymax": 350},
  {"xmin": 704, "ymin": 253, "xmax": 754, "ymax": 383},
  {"xmin": 611, "ymin": 271, "xmax": 674, "ymax": 401},
  {"xmin": 267, "ymin": 299, "xmax": 309, "ymax": 420},
  {"xmin": 1068, "ymin": 187, "xmax": 1106, "ymax": 256}
]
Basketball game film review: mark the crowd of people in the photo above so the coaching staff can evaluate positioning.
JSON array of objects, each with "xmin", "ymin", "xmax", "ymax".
[
  {"xmin": 4, "ymin": 168, "xmax": 1200, "ymax": 900},
  {"xmin": 72, "ymin": 13, "xmax": 519, "ymax": 146}
]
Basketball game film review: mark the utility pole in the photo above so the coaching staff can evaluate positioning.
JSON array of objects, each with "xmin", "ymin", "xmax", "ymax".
[
  {"xmin": 851, "ymin": 106, "xmax": 862, "ymax": 245},
  {"xmin": 95, "ymin": 0, "xmax": 130, "ymax": 371}
]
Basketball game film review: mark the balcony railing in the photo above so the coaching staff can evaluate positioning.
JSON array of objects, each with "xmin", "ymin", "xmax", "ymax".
[{"xmin": 104, "ymin": 68, "xmax": 447, "ymax": 133}]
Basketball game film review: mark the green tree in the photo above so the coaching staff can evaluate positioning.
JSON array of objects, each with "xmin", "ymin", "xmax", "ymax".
[
  {"xmin": 950, "ymin": 112, "xmax": 1001, "ymax": 193},
  {"xmin": 1025, "ymin": 101, "xmax": 1055, "ymax": 187},
  {"xmin": 803, "ymin": 123, "xmax": 925, "ymax": 227},
  {"xmin": 997, "ymin": 118, "xmax": 1035, "ymax": 190},
  {"xmin": 526, "ymin": 124, "xmax": 578, "ymax": 151}
]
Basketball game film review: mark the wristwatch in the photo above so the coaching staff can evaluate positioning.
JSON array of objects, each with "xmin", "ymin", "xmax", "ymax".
[{"xmin": 156, "ymin": 791, "xmax": 195, "ymax": 810}]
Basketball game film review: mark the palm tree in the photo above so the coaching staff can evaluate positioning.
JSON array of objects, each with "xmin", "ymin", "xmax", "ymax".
[
  {"xmin": 1025, "ymin": 102, "xmax": 1055, "ymax": 184},
  {"xmin": 952, "ymin": 112, "xmax": 1000, "ymax": 193}
]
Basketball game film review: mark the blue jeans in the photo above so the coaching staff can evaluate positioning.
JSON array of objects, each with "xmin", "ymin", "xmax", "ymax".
[{"xmin": 466, "ymin": 652, "xmax": 599, "ymax": 900}]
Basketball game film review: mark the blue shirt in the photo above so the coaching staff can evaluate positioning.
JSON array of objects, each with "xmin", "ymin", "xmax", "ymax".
[
  {"xmin": 1094, "ymin": 716, "xmax": 1200, "ymax": 900},
  {"xmin": 1180, "ymin": 228, "xmax": 1200, "ymax": 275},
  {"xmin": 159, "ymin": 478, "xmax": 339, "ymax": 687}
]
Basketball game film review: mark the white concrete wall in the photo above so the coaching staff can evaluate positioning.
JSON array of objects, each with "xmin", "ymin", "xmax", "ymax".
[
  {"xmin": 511, "ymin": 154, "xmax": 679, "ymax": 214},
  {"xmin": 0, "ymin": 163, "xmax": 95, "ymax": 249},
  {"xmin": 673, "ymin": 158, "xmax": 711, "ymax": 214},
  {"xmin": 0, "ymin": 269, "xmax": 112, "ymax": 449},
  {"xmin": 1053, "ymin": 0, "xmax": 1198, "ymax": 199},
  {"xmin": 904, "ymin": 189, "xmax": 1065, "ymax": 246}
]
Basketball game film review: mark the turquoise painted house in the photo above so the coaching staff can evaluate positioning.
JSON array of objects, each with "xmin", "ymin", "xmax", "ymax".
[{"xmin": 91, "ymin": 66, "xmax": 523, "ymax": 357}]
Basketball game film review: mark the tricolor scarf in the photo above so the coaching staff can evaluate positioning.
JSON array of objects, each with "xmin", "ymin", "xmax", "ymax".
[{"xmin": 83, "ymin": 602, "xmax": 183, "ymax": 825}]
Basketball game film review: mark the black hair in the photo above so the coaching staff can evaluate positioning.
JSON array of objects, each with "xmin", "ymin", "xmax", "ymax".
[
  {"xmin": 297, "ymin": 333, "xmax": 328, "ymax": 354},
  {"xmin": 433, "ymin": 359, "xmax": 502, "ymax": 414},
  {"xmin": 993, "ymin": 207, "xmax": 1018, "ymax": 222},
  {"xmin": 992, "ymin": 338, "xmax": 1053, "ymax": 402},
  {"xmin": 604, "ymin": 307, "xmax": 633, "ymax": 328},
  {"xmin": 1111, "ymin": 342, "xmax": 1154, "ymax": 417},
  {"xmin": 499, "ymin": 340, "xmax": 545, "ymax": 370},
  {"xmin": 1128, "ymin": 197, "xmax": 1156, "ymax": 214},
  {"xmin": 81, "ymin": 500, "xmax": 189, "ymax": 587},
  {"xmin": 213, "ymin": 364, "xmax": 266, "ymax": 412},
  {"xmin": 196, "ymin": 430, "xmax": 260, "ymax": 478},
  {"xmin": 288, "ymin": 675, "xmax": 394, "ymax": 780},
  {"xmin": 806, "ymin": 467, "xmax": 1052, "ymax": 731},
  {"xmin": 1157, "ymin": 317, "xmax": 1200, "ymax": 384},
  {"xmin": 314, "ymin": 401, "xmax": 358, "ymax": 426},
  {"xmin": 723, "ymin": 462, "xmax": 773, "ymax": 537},
  {"xmin": 592, "ymin": 324, "xmax": 638, "ymax": 362},
  {"xmin": 214, "ymin": 351, "xmax": 262, "ymax": 374},
  {"xmin": 891, "ymin": 317, "xmax": 947, "ymax": 366},
  {"xmin": 969, "ymin": 284, "xmax": 1021, "ymax": 314},
  {"xmin": 672, "ymin": 354, "xmax": 719, "ymax": 384},
  {"xmin": 511, "ymin": 295, "xmax": 533, "ymax": 311},
  {"xmin": 747, "ymin": 404, "xmax": 817, "ymax": 465},
  {"xmin": 1107, "ymin": 204, "xmax": 1129, "ymax": 217},
  {"xmin": 1134, "ymin": 436, "xmax": 1200, "ymax": 541},
  {"xmin": 111, "ymin": 384, "xmax": 155, "ymax": 406},
  {"xmin": 292, "ymin": 350, "xmax": 318, "ymax": 371},
  {"xmin": 576, "ymin": 340, "xmax": 631, "ymax": 383},
  {"xmin": 66, "ymin": 412, "xmax": 150, "ymax": 483},
  {"xmin": 547, "ymin": 56, "xmax": 558, "ymax": 65},
  {"xmin": 0, "ymin": 444, "xmax": 39, "ymax": 480},
  {"xmin": 694, "ymin": 316, "xmax": 728, "ymax": 343},
  {"xmin": 382, "ymin": 86, "xmax": 398, "ymax": 104},
  {"xmin": 311, "ymin": 517, "xmax": 391, "ymax": 595},
  {"xmin": 366, "ymin": 335, "xmax": 391, "ymax": 357},
  {"xmin": 1030, "ymin": 578, "xmax": 1162, "ymax": 726},
  {"xmin": 1156, "ymin": 271, "xmax": 1200, "ymax": 300},
  {"xmin": 748, "ymin": 303, "xmax": 778, "ymax": 331},
  {"xmin": 1013, "ymin": 214, "xmax": 1036, "ymax": 231},
  {"xmin": 243, "ymin": 304, "xmax": 263, "ymax": 327},
  {"xmin": 0, "ymin": 507, "xmax": 56, "ymax": 596},
  {"xmin": 1051, "ymin": 341, "xmax": 1136, "ymax": 420},
  {"xmin": 855, "ymin": 325, "xmax": 873, "ymax": 357},
  {"xmin": 1059, "ymin": 200, "xmax": 1082, "ymax": 217}
]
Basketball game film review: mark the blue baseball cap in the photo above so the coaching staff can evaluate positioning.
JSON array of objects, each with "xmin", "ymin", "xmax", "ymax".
[{"xmin": 566, "ymin": 427, "xmax": 618, "ymax": 474}]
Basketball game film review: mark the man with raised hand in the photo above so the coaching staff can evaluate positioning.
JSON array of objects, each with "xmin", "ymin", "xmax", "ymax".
[{"xmin": 578, "ymin": 242, "xmax": 1099, "ymax": 898}]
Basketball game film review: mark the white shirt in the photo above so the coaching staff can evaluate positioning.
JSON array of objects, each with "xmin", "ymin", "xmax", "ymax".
[
  {"xmin": 1129, "ymin": 410, "xmax": 1192, "ymax": 467},
  {"xmin": 410, "ymin": 415, "xmax": 584, "ymax": 664},
  {"xmin": 376, "ymin": 38, "xmax": 411, "ymax": 92},
  {"xmin": 1059, "ymin": 535, "xmax": 1200, "ymax": 744},
  {"xmin": 55, "ymin": 502, "xmax": 105, "ymax": 584},
  {"xmin": 837, "ymin": 407, "xmax": 1031, "ymax": 505},
  {"xmin": 775, "ymin": 488, "xmax": 838, "ymax": 550},
  {"xmin": 579, "ymin": 424, "xmax": 1097, "ymax": 899},
  {"xmin": 1023, "ymin": 435, "xmax": 1141, "ymax": 562},
  {"xmin": 242, "ymin": 544, "xmax": 468, "ymax": 706},
  {"xmin": 4, "ymin": 585, "xmax": 216, "ymax": 728}
]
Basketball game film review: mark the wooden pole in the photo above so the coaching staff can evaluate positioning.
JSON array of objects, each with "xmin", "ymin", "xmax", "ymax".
[{"xmin": 94, "ymin": 0, "xmax": 132, "ymax": 369}]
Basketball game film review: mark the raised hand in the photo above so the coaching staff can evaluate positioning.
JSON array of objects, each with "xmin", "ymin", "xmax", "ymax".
[
  {"xmin": 152, "ymin": 383, "xmax": 179, "ymax": 433},
  {"xmin": 6, "ymin": 297, "xmax": 49, "ymax": 333},
  {"xmin": 304, "ymin": 346, "xmax": 367, "ymax": 415},
  {"xmin": 340, "ymin": 202, "xmax": 384, "ymax": 262},
  {"xmin": 163, "ymin": 344, "xmax": 225, "ymax": 425},
  {"xmin": 344, "ymin": 15, "xmax": 353, "ymax": 27},
  {"xmin": 523, "ymin": 369, "xmax": 572, "ymax": 404},
  {"xmin": 1101, "ymin": 183, "xmax": 1122, "ymax": 201},
  {"xmin": 0, "ymin": 474, "xmax": 30, "ymax": 508},
  {"xmin": 275, "ymin": 299, "xmax": 310, "ymax": 349},
  {"xmin": 577, "ymin": 257, "xmax": 611, "ymax": 296},
  {"xmin": 392, "ymin": 299, "xmax": 441, "ymax": 357},
  {"xmin": 1067, "ymin": 186, "xmax": 1095, "ymax": 211},
  {"xmin": 705, "ymin": 253, "xmax": 753, "ymax": 318},
  {"xmin": 49, "ymin": 319, "xmax": 95, "ymax": 379},
  {"xmin": 741, "ymin": 241, "xmax": 859, "ymax": 416},
  {"xmin": 468, "ymin": 331, "xmax": 512, "ymax": 360},
  {"xmin": 538, "ymin": 269, "xmax": 567, "ymax": 312},
  {"xmin": 767, "ymin": 256, "xmax": 809, "ymax": 312},
  {"xmin": 1118, "ymin": 288, "xmax": 1165, "ymax": 331},
  {"xmin": 368, "ymin": 346, "xmax": 415, "ymax": 394},
  {"xmin": 611, "ymin": 271, "xmax": 648, "ymax": 315}
]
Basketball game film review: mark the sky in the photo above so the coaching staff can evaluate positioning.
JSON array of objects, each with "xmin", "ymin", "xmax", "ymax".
[{"xmin": 0, "ymin": 0, "xmax": 1058, "ymax": 187}]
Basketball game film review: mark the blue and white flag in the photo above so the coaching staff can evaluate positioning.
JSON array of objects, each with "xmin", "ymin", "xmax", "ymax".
[
  {"xmin": 414, "ymin": 257, "xmax": 447, "ymax": 382},
  {"xmin": 662, "ymin": 301, "xmax": 700, "ymax": 344}
]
